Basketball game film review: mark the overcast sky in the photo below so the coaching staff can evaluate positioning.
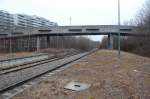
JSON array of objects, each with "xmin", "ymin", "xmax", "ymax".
[{"xmin": 0, "ymin": 0, "xmax": 146, "ymax": 41}]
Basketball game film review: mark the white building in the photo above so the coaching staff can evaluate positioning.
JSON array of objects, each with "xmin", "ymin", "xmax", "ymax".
[
  {"xmin": 13, "ymin": 14, "xmax": 58, "ymax": 28},
  {"xmin": 0, "ymin": 10, "xmax": 58, "ymax": 31},
  {"xmin": 0, "ymin": 10, "xmax": 14, "ymax": 31}
]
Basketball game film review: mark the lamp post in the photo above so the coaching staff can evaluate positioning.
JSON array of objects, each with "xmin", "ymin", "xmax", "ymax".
[{"xmin": 118, "ymin": 0, "xmax": 121, "ymax": 59}]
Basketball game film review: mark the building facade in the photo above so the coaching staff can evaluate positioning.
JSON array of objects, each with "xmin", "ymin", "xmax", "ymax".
[
  {"xmin": 13, "ymin": 14, "xmax": 57, "ymax": 28},
  {"xmin": 0, "ymin": 10, "xmax": 58, "ymax": 31},
  {"xmin": 0, "ymin": 10, "xmax": 14, "ymax": 32}
]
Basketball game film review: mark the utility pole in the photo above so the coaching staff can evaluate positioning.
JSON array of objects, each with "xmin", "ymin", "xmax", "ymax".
[
  {"xmin": 118, "ymin": 0, "xmax": 121, "ymax": 59},
  {"xmin": 69, "ymin": 17, "xmax": 72, "ymax": 25}
]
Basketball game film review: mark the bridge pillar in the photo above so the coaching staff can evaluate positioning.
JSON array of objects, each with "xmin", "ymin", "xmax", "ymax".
[
  {"xmin": 36, "ymin": 36, "xmax": 40, "ymax": 51},
  {"xmin": 108, "ymin": 33, "xmax": 113, "ymax": 49},
  {"xmin": 46, "ymin": 36, "xmax": 50, "ymax": 48}
]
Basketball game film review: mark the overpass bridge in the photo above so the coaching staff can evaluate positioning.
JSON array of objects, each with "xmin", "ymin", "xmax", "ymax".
[
  {"xmin": 37, "ymin": 25, "xmax": 138, "ymax": 36},
  {"xmin": 0, "ymin": 25, "xmax": 140, "ymax": 50}
]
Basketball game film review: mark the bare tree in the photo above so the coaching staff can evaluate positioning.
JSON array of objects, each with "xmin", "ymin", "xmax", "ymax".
[{"xmin": 100, "ymin": 0, "xmax": 150, "ymax": 57}]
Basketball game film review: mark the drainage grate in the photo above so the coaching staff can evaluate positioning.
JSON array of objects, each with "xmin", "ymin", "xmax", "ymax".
[{"xmin": 64, "ymin": 81, "xmax": 90, "ymax": 91}]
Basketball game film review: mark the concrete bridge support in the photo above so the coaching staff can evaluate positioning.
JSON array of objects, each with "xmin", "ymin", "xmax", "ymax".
[
  {"xmin": 36, "ymin": 36, "xmax": 40, "ymax": 51},
  {"xmin": 46, "ymin": 36, "xmax": 50, "ymax": 48},
  {"xmin": 108, "ymin": 33, "xmax": 113, "ymax": 49}
]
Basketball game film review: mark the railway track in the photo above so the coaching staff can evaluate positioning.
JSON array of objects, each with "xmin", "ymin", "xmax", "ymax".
[
  {"xmin": 0, "ymin": 53, "xmax": 49, "ymax": 71},
  {"xmin": 0, "ymin": 49, "xmax": 97, "ymax": 93},
  {"xmin": 0, "ymin": 52, "xmax": 78, "ymax": 75}
]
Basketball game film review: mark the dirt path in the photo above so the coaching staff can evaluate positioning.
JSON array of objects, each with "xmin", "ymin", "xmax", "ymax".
[{"xmin": 13, "ymin": 50, "xmax": 150, "ymax": 99}]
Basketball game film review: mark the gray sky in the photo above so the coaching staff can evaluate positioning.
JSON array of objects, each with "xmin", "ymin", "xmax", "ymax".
[{"xmin": 0, "ymin": 0, "xmax": 146, "ymax": 41}]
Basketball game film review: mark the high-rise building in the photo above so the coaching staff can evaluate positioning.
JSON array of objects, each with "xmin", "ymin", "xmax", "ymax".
[
  {"xmin": 13, "ymin": 14, "xmax": 58, "ymax": 28},
  {"xmin": 0, "ymin": 10, "xmax": 14, "ymax": 31},
  {"xmin": 13, "ymin": 14, "xmax": 28, "ymax": 28},
  {"xmin": 0, "ymin": 10, "xmax": 58, "ymax": 31}
]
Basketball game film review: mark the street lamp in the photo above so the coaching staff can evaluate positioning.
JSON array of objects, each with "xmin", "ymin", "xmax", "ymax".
[{"xmin": 118, "ymin": 0, "xmax": 121, "ymax": 59}]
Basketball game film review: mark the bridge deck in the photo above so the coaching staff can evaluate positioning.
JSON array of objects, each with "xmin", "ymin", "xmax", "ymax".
[{"xmin": 0, "ymin": 25, "xmax": 140, "ymax": 39}]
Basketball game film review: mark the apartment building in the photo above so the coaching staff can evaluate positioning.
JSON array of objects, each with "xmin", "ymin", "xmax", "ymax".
[
  {"xmin": 0, "ymin": 10, "xmax": 58, "ymax": 31},
  {"xmin": 0, "ymin": 10, "xmax": 14, "ymax": 31},
  {"xmin": 13, "ymin": 14, "xmax": 58, "ymax": 28}
]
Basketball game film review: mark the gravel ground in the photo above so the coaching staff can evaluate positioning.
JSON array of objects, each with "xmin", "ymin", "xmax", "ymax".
[
  {"xmin": 13, "ymin": 50, "xmax": 150, "ymax": 99},
  {"xmin": 0, "ymin": 52, "xmax": 36, "ymax": 61},
  {"xmin": 0, "ymin": 48, "xmax": 80, "ymax": 61}
]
